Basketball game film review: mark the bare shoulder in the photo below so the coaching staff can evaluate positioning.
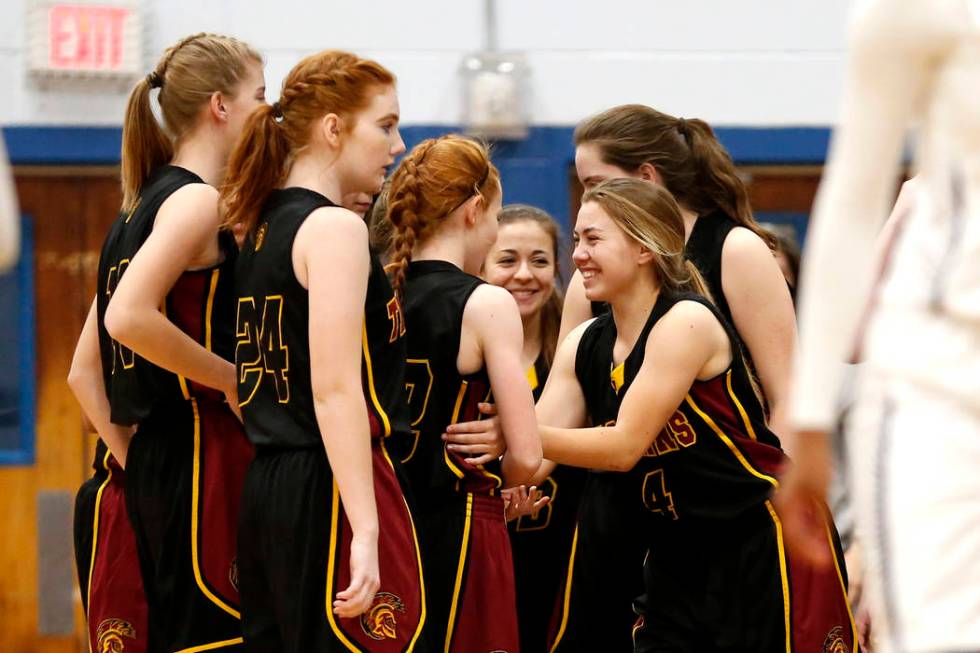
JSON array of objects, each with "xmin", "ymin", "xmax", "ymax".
[
  {"xmin": 305, "ymin": 205, "xmax": 368, "ymax": 233},
  {"xmin": 465, "ymin": 283, "xmax": 520, "ymax": 319},
  {"xmin": 650, "ymin": 300, "xmax": 726, "ymax": 346},
  {"xmin": 722, "ymin": 226, "xmax": 774, "ymax": 265},
  {"xmin": 156, "ymin": 182, "xmax": 220, "ymax": 227}
]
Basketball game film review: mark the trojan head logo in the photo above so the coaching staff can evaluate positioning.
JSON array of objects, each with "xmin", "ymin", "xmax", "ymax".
[
  {"xmin": 254, "ymin": 222, "xmax": 268, "ymax": 251},
  {"xmin": 229, "ymin": 556, "xmax": 239, "ymax": 591},
  {"xmin": 96, "ymin": 618, "xmax": 136, "ymax": 653},
  {"xmin": 360, "ymin": 592, "xmax": 406, "ymax": 641},
  {"xmin": 822, "ymin": 626, "xmax": 848, "ymax": 653}
]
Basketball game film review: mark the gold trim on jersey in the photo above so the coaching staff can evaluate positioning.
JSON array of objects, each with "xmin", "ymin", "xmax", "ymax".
[
  {"xmin": 324, "ymin": 478, "xmax": 363, "ymax": 653},
  {"xmin": 823, "ymin": 511, "xmax": 859, "ymax": 651},
  {"xmin": 444, "ymin": 492, "xmax": 474, "ymax": 653},
  {"xmin": 725, "ymin": 371, "xmax": 758, "ymax": 441},
  {"xmin": 683, "ymin": 394, "xmax": 779, "ymax": 488},
  {"xmin": 764, "ymin": 500, "xmax": 792, "ymax": 653},
  {"xmin": 362, "ymin": 323, "xmax": 392, "ymax": 438},
  {"xmin": 173, "ymin": 636, "xmax": 244, "ymax": 653},
  {"xmin": 86, "ymin": 448, "xmax": 114, "ymax": 651},
  {"xmin": 526, "ymin": 363, "xmax": 539, "ymax": 393},
  {"xmin": 610, "ymin": 362, "xmax": 625, "ymax": 393},
  {"xmin": 189, "ymin": 398, "xmax": 241, "ymax": 620},
  {"xmin": 444, "ymin": 382, "xmax": 469, "ymax": 481},
  {"xmin": 549, "ymin": 525, "xmax": 580, "ymax": 653},
  {"xmin": 378, "ymin": 440, "xmax": 427, "ymax": 652}
]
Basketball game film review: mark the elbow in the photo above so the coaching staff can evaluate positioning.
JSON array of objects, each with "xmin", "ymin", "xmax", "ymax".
[
  {"xmin": 606, "ymin": 446, "xmax": 644, "ymax": 473},
  {"xmin": 103, "ymin": 303, "xmax": 136, "ymax": 346},
  {"xmin": 503, "ymin": 448, "xmax": 542, "ymax": 487}
]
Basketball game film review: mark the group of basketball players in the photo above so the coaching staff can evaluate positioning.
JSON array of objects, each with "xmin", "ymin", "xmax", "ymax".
[{"xmin": 68, "ymin": 34, "xmax": 860, "ymax": 653}]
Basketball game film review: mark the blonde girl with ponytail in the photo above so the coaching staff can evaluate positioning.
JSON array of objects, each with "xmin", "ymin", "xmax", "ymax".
[
  {"xmin": 534, "ymin": 177, "xmax": 854, "ymax": 652},
  {"xmin": 67, "ymin": 33, "xmax": 264, "ymax": 652}
]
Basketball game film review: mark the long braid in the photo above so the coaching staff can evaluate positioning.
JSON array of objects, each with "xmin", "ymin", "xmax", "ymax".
[{"xmin": 386, "ymin": 145, "xmax": 433, "ymax": 296}]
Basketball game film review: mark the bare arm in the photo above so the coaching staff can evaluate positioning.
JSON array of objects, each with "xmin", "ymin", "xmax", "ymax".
[
  {"xmin": 530, "ymin": 320, "xmax": 591, "ymax": 483},
  {"xmin": 790, "ymin": 0, "xmax": 952, "ymax": 430},
  {"xmin": 296, "ymin": 207, "xmax": 378, "ymax": 618},
  {"xmin": 556, "ymin": 269, "xmax": 593, "ymax": 345},
  {"xmin": 67, "ymin": 300, "xmax": 134, "ymax": 466},
  {"xmin": 103, "ymin": 184, "xmax": 236, "ymax": 403},
  {"xmin": 466, "ymin": 284, "xmax": 542, "ymax": 487},
  {"xmin": 0, "ymin": 133, "xmax": 18, "ymax": 271},
  {"xmin": 541, "ymin": 302, "xmax": 728, "ymax": 472},
  {"xmin": 721, "ymin": 227, "xmax": 797, "ymax": 424}
]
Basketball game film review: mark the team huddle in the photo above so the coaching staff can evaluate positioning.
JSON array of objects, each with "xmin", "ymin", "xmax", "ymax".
[{"xmin": 69, "ymin": 35, "xmax": 857, "ymax": 653}]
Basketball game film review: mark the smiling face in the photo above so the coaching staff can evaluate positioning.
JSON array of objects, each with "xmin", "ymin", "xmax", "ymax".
[
  {"xmin": 339, "ymin": 84, "xmax": 405, "ymax": 195},
  {"xmin": 484, "ymin": 219, "xmax": 557, "ymax": 321},
  {"xmin": 572, "ymin": 200, "xmax": 646, "ymax": 302}
]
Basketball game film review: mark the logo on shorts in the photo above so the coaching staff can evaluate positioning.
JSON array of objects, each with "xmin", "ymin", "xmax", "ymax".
[
  {"xmin": 96, "ymin": 618, "xmax": 136, "ymax": 652},
  {"xmin": 822, "ymin": 626, "xmax": 848, "ymax": 653},
  {"xmin": 360, "ymin": 592, "xmax": 406, "ymax": 641},
  {"xmin": 254, "ymin": 222, "xmax": 268, "ymax": 251},
  {"xmin": 229, "ymin": 557, "xmax": 239, "ymax": 591}
]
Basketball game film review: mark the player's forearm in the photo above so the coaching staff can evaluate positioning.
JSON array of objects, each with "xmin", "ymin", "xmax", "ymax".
[
  {"xmin": 105, "ymin": 307, "xmax": 235, "ymax": 394},
  {"xmin": 540, "ymin": 424, "xmax": 644, "ymax": 473},
  {"xmin": 314, "ymin": 390, "xmax": 379, "ymax": 538}
]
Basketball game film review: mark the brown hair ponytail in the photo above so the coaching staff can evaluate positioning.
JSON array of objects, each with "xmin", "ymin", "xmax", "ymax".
[
  {"xmin": 120, "ymin": 33, "xmax": 261, "ymax": 212},
  {"xmin": 575, "ymin": 104, "xmax": 775, "ymax": 250}
]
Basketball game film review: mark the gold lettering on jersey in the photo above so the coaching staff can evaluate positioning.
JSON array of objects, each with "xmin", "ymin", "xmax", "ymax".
[
  {"xmin": 96, "ymin": 618, "xmax": 136, "ymax": 652},
  {"xmin": 642, "ymin": 412, "xmax": 697, "ymax": 457},
  {"xmin": 386, "ymin": 296, "xmax": 406, "ymax": 343},
  {"xmin": 235, "ymin": 295, "xmax": 290, "ymax": 406},
  {"xmin": 822, "ymin": 626, "xmax": 847, "ymax": 653},
  {"xmin": 641, "ymin": 469, "xmax": 678, "ymax": 520},
  {"xmin": 360, "ymin": 592, "xmax": 406, "ymax": 641},
  {"xmin": 105, "ymin": 259, "xmax": 135, "ymax": 373},
  {"xmin": 254, "ymin": 222, "xmax": 268, "ymax": 251}
]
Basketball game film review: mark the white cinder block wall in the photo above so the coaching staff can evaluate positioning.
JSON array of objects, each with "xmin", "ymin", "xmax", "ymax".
[{"xmin": 0, "ymin": 0, "xmax": 856, "ymax": 127}]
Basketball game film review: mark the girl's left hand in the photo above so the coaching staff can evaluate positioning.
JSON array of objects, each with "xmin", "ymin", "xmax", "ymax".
[
  {"xmin": 502, "ymin": 485, "xmax": 550, "ymax": 522},
  {"xmin": 442, "ymin": 402, "xmax": 504, "ymax": 465}
]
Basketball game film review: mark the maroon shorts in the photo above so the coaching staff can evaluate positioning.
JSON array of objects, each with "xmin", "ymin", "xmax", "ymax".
[
  {"xmin": 76, "ymin": 452, "xmax": 149, "ymax": 653},
  {"xmin": 238, "ymin": 438, "xmax": 425, "ymax": 652},
  {"xmin": 126, "ymin": 398, "xmax": 254, "ymax": 651},
  {"xmin": 419, "ymin": 492, "xmax": 519, "ymax": 653}
]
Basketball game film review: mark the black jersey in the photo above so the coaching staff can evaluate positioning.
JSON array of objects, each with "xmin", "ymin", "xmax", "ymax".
[
  {"xmin": 399, "ymin": 260, "xmax": 501, "ymax": 499},
  {"xmin": 575, "ymin": 289, "xmax": 784, "ymax": 526},
  {"xmin": 234, "ymin": 188, "xmax": 409, "ymax": 449},
  {"xmin": 684, "ymin": 210, "xmax": 739, "ymax": 330},
  {"xmin": 95, "ymin": 165, "xmax": 236, "ymax": 425}
]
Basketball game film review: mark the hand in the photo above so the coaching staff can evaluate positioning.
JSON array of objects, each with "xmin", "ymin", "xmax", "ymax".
[
  {"xmin": 844, "ymin": 541, "xmax": 864, "ymax": 611},
  {"xmin": 773, "ymin": 429, "xmax": 834, "ymax": 568},
  {"xmin": 442, "ymin": 402, "xmax": 504, "ymax": 466},
  {"xmin": 502, "ymin": 485, "xmax": 550, "ymax": 522},
  {"xmin": 333, "ymin": 532, "xmax": 380, "ymax": 618}
]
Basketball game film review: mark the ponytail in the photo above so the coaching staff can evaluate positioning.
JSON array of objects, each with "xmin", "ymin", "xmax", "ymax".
[
  {"xmin": 120, "ymin": 75, "xmax": 173, "ymax": 212},
  {"xmin": 221, "ymin": 104, "xmax": 290, "ymax": 237},
  {"xmin": 681, "ymin": 119, "xmax": 776, "ymax": 249}
]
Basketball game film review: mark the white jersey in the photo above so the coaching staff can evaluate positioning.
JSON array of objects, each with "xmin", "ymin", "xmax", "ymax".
[{"xmin": 792, "ymin": 0, "xmax": 980, "ymax": 428}]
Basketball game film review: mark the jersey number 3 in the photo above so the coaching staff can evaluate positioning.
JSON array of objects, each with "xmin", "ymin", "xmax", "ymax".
[{"xmin": 236, "ymin": 295, "xmax": 290, "ymax": 406}]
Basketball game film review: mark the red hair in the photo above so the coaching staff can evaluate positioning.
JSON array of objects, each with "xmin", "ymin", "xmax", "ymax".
[{"xmin": 221, "ymin": 50, "xmax": 395, "ymax": 236}]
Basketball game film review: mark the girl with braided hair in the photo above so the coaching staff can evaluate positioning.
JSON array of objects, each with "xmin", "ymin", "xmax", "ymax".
[
  {"xmin": 67, "ymin": 33, "xmax": 264, "ymax": 652},
  {"xmin": 384, "ymin": 134, "xmax": 541, "ymax": 653},
  {"xmin": 221, "ymin": 50, "xmax": 426, "ymax": 652}
]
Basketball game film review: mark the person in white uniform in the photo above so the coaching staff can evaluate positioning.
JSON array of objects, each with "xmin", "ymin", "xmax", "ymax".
[
  {"xmin": 0, "ymin": 132, "xmax": 19, "ymax": 271},
  {"xmin": 779, "ymin": 1, "xmax": 980, "ymax": 651}
]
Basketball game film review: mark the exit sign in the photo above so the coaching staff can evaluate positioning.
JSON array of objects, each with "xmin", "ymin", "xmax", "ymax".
[{"xmin": 28, "ymin": 0, "xmax": 142, "ymax": 78}]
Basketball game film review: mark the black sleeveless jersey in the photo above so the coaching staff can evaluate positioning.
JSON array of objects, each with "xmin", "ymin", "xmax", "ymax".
[
  {"xmin": 684, "ymin": 210, "xmax": 738, "ymax": 330},
  {"xmin": 234, "ymin": 188, "xmax": 409, "ymax": 449},
  {"xmin": 398, "ymin": 260, "xmax": 501, "ymax": 499},
  {"xmin": 96, "ymin": 165, "xmax": 236, "ymax": 425},
  {"xmin": 575, "ymin": 289, "xmax": 785, "ymax": 527}
]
